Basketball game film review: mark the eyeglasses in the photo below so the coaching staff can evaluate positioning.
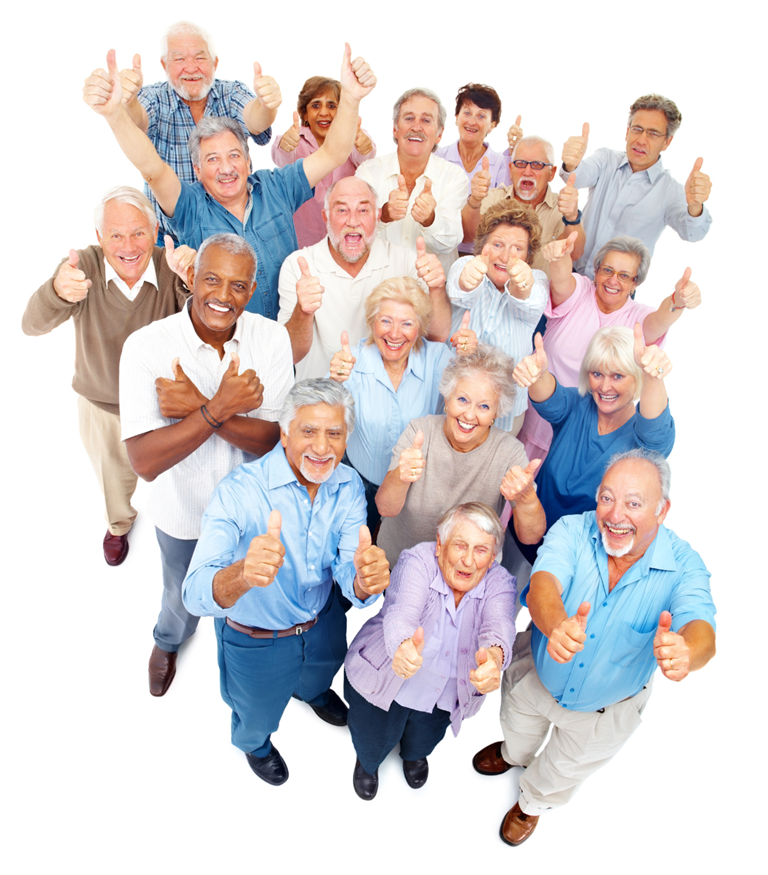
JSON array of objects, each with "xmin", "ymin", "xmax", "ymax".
[
  {"xmin": 511, "ymin": 160, "xmax": 553, "ymax": 171},
  {"xmin": 628, "ymin": 125, "xmax": 667, "ymax": 141},
  {"xmin": 598, "ymin": 266, "xmax": 637, "ymax": 284}
]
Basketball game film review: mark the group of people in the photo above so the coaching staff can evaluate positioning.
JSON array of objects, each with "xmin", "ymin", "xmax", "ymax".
[{"xmin": 23, "ymin": 19, "xmax": 716, "ymax": 848}]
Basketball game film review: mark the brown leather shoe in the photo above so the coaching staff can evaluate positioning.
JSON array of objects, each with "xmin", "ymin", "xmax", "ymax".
[
  {"xmin": 500, "ymin": 802, "xmax": 539, "ymax": 846},
  {"xmin": 148, "ymin": 645, "xmax": 177, "ymax": 697},
  {"xmin": 103, "ymin": 530, "xmax": 129, "ymax": 566},
  {"xmin": 473, "ymin": 741, "xmax": 513, "ymax": 775}
]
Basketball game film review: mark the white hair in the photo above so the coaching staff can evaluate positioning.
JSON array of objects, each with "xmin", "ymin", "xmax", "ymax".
[
  {"xmin": 94, "ymin": 186, "xmax": 158, "ymax": 236},
  {"xmin": 161, "ymin": 21, "xmax": 217, "ymax": 61}
]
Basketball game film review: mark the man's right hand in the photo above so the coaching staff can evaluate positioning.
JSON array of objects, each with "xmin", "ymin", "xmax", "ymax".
[
  {"xmin": 243, "ymin": 510, "xmax": 285, "ymax": 588},
  {"xmin": 296, "ymin": 255, "xmax": 324, "ymax": 316},
  {"xmin": 119, "ymin": 54, "xmax": 143, "ymax": 105},
  {"xmin": 155, "ymin": 357, "xmax": 208, "ymax": 419},
  {"xmin": 53, "ymin": 251, "xmax": 92, "ymax": 302},
  {"xmin": 385, "ymin": 174, "xmax": 410, "ymax": 222},
  {"xmin": 83, "ymin": 49, "xmax": 124, "ymax": 118},
  {"xmin": 547, "ymin": 602, "xmax": 590, "ymax": 663},
  {"xmin": 279, "ymin": 111, "xmax": 302, "ymax": 153},
  {"xmin": 562, "ymin": 123, "xmax": 589, "ymax": 172},
  {"xmin": 209, "ymin": 353, "xmax": 264, "ymax": 421}
]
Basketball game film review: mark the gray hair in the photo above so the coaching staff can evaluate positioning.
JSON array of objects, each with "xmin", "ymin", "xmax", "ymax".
[
  {"xmin": 511, "ymin": 135, "xmax": 555, "ymax": 167},
  {"xmin": 593, "ymin": 236, "xmax": 651, "ymax": 287},
  {"xmin": 188, "ymin": 117, "xmax": 249, "ymax": 168},
  {"xmin": 279, "ymin": 379, "xmax": 356, "ymax": 435},
  {"xmin": 439, "ymin": 344, "xmax": 517, "ymax": 417},
  {"xmin": 599, "ymin": 448, "xmax": 672, "ymax": 513},
  {"xmin": 392, "ymin": 88, "xmax": 447, "ymax": 148},
  {"xmin": 578, "ymin": 327, "xmax": 643, "ymax": 402},
  {"xmin": 628, "ymin": 94, "xmax": 682, "ymax": 138},
  {"xmin": 94, "ymin": 186, "xmax": 158, "ymax": 236},
  {"xmin": 194, "ymin": 233, "xmax": 258, "ymax": 285},
  {"xmin": 161, "ymin": 21, "xmax": 217, "ymax": 61},
  {"xmin": 437, "ymin": 501, "xmax": 504, "ymax": 555},
  {"xmin": 323, "ymin": 177, "xmax": 379, "ymax": 212}
]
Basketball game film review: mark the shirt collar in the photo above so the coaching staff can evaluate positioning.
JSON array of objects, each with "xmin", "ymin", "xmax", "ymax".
[
  {"xmin": 264, "ymin": 441, "xmax": 355, "ymax": 496},
  {"xmin": 543, "ymin": 185, "xmax": 559, "ymax": 209},
  {"xmin": 618, "ymin": 152, "xmax": 665, "ymax": 182},
  {"xmin": 589, "ymin": 512, "xmax": 677, "ymax": 585},
  {"xmin": 356, "ymin": 338, "xmax": 426, "ymax": 384},
  {"xmin": 103, "ymin": 254, "xmax": 158, "ymax": 296},
  {"xmin": 179, "ymin": 297, "xmax": 245, "ymax": 353}
]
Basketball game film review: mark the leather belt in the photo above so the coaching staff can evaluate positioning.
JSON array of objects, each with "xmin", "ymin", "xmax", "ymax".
[{"xmin": 226, "ymin": 616, "xmax": 318, "ymax": 639}]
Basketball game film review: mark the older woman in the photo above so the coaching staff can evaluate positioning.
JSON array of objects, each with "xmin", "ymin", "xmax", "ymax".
[
  {"xmin": 344, "ymin": 502, "xmax": 517, "ymax": 800},
  {"xmin": 446, "ymin": 201, "xmax": 549, "ymax": 434},
  {"xmin": 272, "ymin": 75, "xmax": 376, "ymax": 247},
  {"xmin": 517, "ymin": 232, "xmax": 700, "ymax": 461},
  {"xmin": 511, "ymin": 324, "xmax": 675, "ymax": 563},
  {"xmin": 329, "ymin": 277, "xmax": 476, "ymax": 532},
  {"xmin": 376, "ymin": 345, "xmax": 546, "ymax": 567}
]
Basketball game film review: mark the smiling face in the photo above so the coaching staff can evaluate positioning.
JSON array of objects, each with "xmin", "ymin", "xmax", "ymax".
[
  {"xmin": 187, "ymin": 244, "xmax": 255, "ymax": 346},
  {"xmin": 162, "ymin": 34, "xmax": 218, "ymax": 103},
  {"xmin": 455, "ymin": 99, "xmax": 497, "ymax": 147},
  {"xmin": 304, "ymin": 89, "xmax": 338, "ymax": 145},
  {"xmin": 594, "ymin": 250, "xmax": 640, "ymax": 314},
  {"xmin": 596, "ymin": 458, "xmax": 669, "ymax": 562},
  {"xmin": 193, "ymin": 131, "xmax": 249, "ymax": 206},
  {"xmin": 436, "ymin": 515, "xmax": 496, "ymax": 602},
  {"xmin": 588, "ymin": 365, "xmax": 637, "ymax": 419},
  {"xmin": 485, "ymin": 225, "xmax": 530, "ymax": 290},
  {"xmin": 323, "ymin": 177, "xmax": 379, "ymax": 265},
  {"xmin": 394, "ymin": 96, "xmax": 443, "ymax": 160},
  {"xmin": 96, "ymin": 200, "xmax": 157, "ymax": 289},
  {"xmin": 510, "ymin": 141, "xmax": 556, "ymax": 206},
  {"xmin": 443, "ymin": 375, "xmax": 500, "ymax": 453},
  {"xmin": 625, "ymin": 109, "xmax": 672, "ymax": 172},
  {"xmin": 281, "ymin": 403, "xmax": 347, "ymax": 491},
  {"xmin": 372, "ymin": 300, "xmax": 420, "ymax": 369}
]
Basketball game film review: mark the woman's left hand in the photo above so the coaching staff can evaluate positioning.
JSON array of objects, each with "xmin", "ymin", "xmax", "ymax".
[
  {"xmin": 449, "ymin": 312, "xmax": 477, "ymax": 356},
  {"xmin": 500, "ymin": 459, "xmax": 541, "ymax": 502},
  {"xmin": 329, "ymin": 331, "xmax": 357, "ymax": 383},
  {"xmin": 469, "ymin": 646, "xmax": 503, "ymax": 694},
  {"xmin": 633, "ymin": 323, "xmax": 672, "ymax": 380},
  {"xmin": 672, "ymin": 267, "xmax": 701, "ymax": 310},
  {"xmin": 506, "ymin": 258, "xmax": 534, "ymax": 297}
]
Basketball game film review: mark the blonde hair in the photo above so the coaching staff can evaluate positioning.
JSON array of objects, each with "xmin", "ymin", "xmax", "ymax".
[{"xmin": 364, "ymin": 277, "xmax": 432, "ymax": 353}]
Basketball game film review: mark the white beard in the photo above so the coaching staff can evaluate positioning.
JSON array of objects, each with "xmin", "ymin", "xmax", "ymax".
[{"xmin": 601, "ymin": 529, "xmax": 634, "ymax": 558}]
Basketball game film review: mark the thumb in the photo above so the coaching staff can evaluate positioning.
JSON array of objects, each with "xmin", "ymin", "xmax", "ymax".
[
  {"xmin": 106, "ymin": 48, "xmax": 118, "ymax": 77},
  {"xmin": 566, "ymin": 230, "xmax": 578, "ymax": 249},
  {"xmin": 132, "ymin": 53, "xmax": 142, "ymax": 73},
  {"xmin": 357, "ymin": 524, "xmax": 372, "ymax": 553},
  {"xmin": 657, "ymin": 610, "xmax": 672, "ymax": 636},
  {"xmin": 481, "ymin": 243, "xmax": 492, "ymax": 266},
  {"xmin": 676, "ymin": 266, "xmax": 692, "ymax": 290},
  {"xmin": 633, "ymin": 321, "xmax": 645, "ymax": 355},
  {"xmin": 293, "ymin": 110, "xmax": 300, "ymax": 129},
  {"xmin": 582, "ymin": 121, "xmax": 590, "ymax": 139},
  {"xmin": 343, "ymin": 41, "xmax": 352, "ymax": 67},
  {"xmin": 171, "ymin": 356, "xmax": 185, "ymax": 380},
  {"xmin": 357, "ymin": 116, "xmax": 362, "ymax": 129},
  {"xmin": 412, "ymin": 429, "xmax": 424, "ymax": 451},
  {"xmin": 422, "ymin": 178, "xmax": 433, "ymax": 194},
  {"xmin": 416, "ymin": 235, "xmax": 426, "ymax": 258},
  {"xmin": 341, "ymin": 330, "xmax": 351, "ymax": 353},
  {"xmin": 461, "ymin": 310, "xmax": 471, "ymax": 329},
  {"xmin": 398, "ymin": 173, "xmax": 408, "ymax": 193},
  {"xmin": 575, "ymin": 601, "xmax": 591, "ymax": 630},
  {"xmin": 412, "ymin": 626, "xmax": 425, "ymax": 655},
  {"xmin": 567, "ymin": 172, "xmax": 576, "ymax": 187},
  {"xmin": 515, "ymin": 114, "xmax": 522, "ymax": 127},
  {"xmin": 475, "ymin": 646, "xmax": 488, "ymax": 666},
  {"xmin": 533, "ymin": 331, "xmax": 545, "ymax": 355},
  {"xmin": 266, "ymin": 508, "xmax": 282, "ymax": 541},
  {"xmin": 691, "ymin": 156, "xmax": 704, "ymax": 174},
  {"xmin": 227, "ymin": 352, "xmax": 240, "ymax": 374},
  {"xmin": 524, "ymin": 458, "xmax": 541, "ymax": 477},
  {"xmin": 297, "ymin": 255, "xmax": 311, "ymax": 278},
  {"xmin": 482, "ymin": 156, "xmax": 489, "ymax": 172},
  {"xmin": 253, "ymin": 61, "xmax": 263, "ymax": 79},
  {"xmin": 67, "ymin": 249, "xmax": 79, "ymax": 268},
  {"xmin": 164, "ymin": 235, "xmax": 176, "ymax": 258}
]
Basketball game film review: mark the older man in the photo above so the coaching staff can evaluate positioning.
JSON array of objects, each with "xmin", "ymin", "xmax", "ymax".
[
  {"xmin": 356, "ymin": 88, "xmax": 466, "ymax": 273},
  {"xmin": 472, "ymin": 449, "xmax": 716, "ymax": 845},
  {"xmin": 22, "ymin": 186, "xmax": 190, "ymax": 566},
  {"xmin": 183, "ymin": 379, "xmax": 390, "ymax": 784},
  {"xmin": 277, "ymin": 176, "xmax": 451, "ymax": 379},
  {"xmin": 84, "ymin": 45, "xmax": 376, "ymax": 320},
  {"xmin": 561, "ymin": 94, "xmax": 712, "ymax": 278},
  {"xmin": 83, "ymin": 21, "xmax": 280, "ymax": 238},
  {"xmin": 119, "ymin": 234, "xmax": 293, "ymax": 697},
  {"xmin": 461, "ymin": 136, "xmax": 586, "ymax": 274}
]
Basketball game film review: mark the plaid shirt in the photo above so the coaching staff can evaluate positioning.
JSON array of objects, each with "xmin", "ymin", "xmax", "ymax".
[{"xmin": 138, "ymin": 78, "xmax": 272, "ymax": 238}]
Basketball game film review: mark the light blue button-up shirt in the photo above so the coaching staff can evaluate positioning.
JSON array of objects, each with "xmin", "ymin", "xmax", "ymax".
[
  {"xmin": 183, "ymin": 443, "xmax": 375, "ymax": 629},
  {"xmin": 524, "ymin": 512, "xmax": 715, "ymax": 711}
]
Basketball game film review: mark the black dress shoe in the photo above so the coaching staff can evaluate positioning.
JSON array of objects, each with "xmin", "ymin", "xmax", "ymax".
[
  {"xmin": 103, "ymin": 530, "xmax": 129, "ymax": 566},
  {"xmin": 306, "ymin": 689, "xmax": 348, "ymax": 726},
  {"xmin": 148, "ymin": 645, "xmax": 177, "ymax": 697},
  {"xmin": 403, "ymin": 757, "xmax": 429, "ymax": 789},
  {"xmin": 245, "ymin": 746, "xmax": 289, "ymax": 786},
  {"xmin": 353, "ymin": 758, "xmax": 378, "ymax": 800}
]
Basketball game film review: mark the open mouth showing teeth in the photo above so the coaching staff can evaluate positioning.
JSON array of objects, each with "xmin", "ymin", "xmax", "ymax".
[
  {"xmin": 207, "ymin": 302, "xmax": 232, "ymax": 313},
  {"xmin": 606, "ymin": 524, "xmax": 633, "ymax": 535},
  {"xmin": 457, "ymin": 420, "xmax": 476, "ymax": 432},
  {"xmin": 120, "ymin": 255, "xmax": 141, "ymax": 263},
  {"xmin": 598, "ymin": 393, "xmax": 618, "ymax": 401},
  {"xmin": 384, "ymin": 340, "xmax": 405, "ymax": 350}
]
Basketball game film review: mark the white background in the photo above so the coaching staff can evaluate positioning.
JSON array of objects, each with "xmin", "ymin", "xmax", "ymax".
[{"xmin": 5, "ymin": 2, "xmax": 762, "ymax": 872}]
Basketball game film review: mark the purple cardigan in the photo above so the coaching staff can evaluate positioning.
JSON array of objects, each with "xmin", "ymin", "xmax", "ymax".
[{"xmin": 345, "ymin": 541, "xmax": 517, "ymax": 734}]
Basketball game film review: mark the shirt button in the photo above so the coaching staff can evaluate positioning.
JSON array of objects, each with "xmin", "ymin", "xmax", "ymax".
[
  {"xmin": 310, "ymin": 565, "xmax": 315, "ymax": 571},
  {"xmin": 579, "ymin": 663, "xmax": 584, "ymax": 668},
  {"xmin": 590, "ymin": 634, "xmax": 595, "ymax": 639},
  {"xmin": 603, "ymin": 602, "xmax": 607, "ymax": 607},
  {"xmin": 569, "ymin": 688, "xmax": 575, "ymax": 693}
]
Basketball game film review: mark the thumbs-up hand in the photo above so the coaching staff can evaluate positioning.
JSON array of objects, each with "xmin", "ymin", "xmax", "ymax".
[
  {"xmin": 469, "ymin": 646, "xmax": 503, "ymax": 694},
  {"xmin": 654, "ymin": 611, "xmax": 691, "ymax": 681},
  {"xmin": 633, "ymin": 322, "xmax": 672, "ymax": 380},
  {"xmin": 547, "ymin": 601, "xmax": 590, "ymax": 663},
  {"xmin": 415, "ymin": 235, "xmax": 445, "ymax": 290},
  {"xmin": 253, "ymin": 61, "xmax": 282, "ymax": 111},
  {"xmin": 164, "ymin": 235, "xmax": 196, "ymax": 281},
  {"xmin": 392, "ymin": 627, "xmax": 426, "ymax": 679},
  {"xmin": 353, "ymin": 525, "xmax": 390, "ymax": 598},
  {"xmin": 558, "ymin": 172, "xmax": 580, "ymax": 222},
  {"xmin": 685, "ymin": 157, "xmax": 711, "ymax": 210},
  {"xmin": 155, "ymin": 356, "xmax": 207, "ymax": 419},
  {"xmin": 450, "ymin": 311, "xmax": 478, "ymax": 356},
  {"xmin": 672, "ymin": 266, "xmax": 701, "ymax": 310},
  {"xmin": 562, "ymin": 122, "xmax": 589, "ymax": 171},
  {"xmin": 386, "ymin": 173, "xmax": 410, "ymax": 222},
  {"xmin": 340, "ymin": 43, "xmax": 377, "ymax": 101},
  {"xmin": 279, "ymin": 111, "xmax": 302, "ymax": 153},
  {"xmin": 398, "ymin": 430, "xmax": 426, "ymax": 483},
  {"xmin": 469, "ymin": 155, "xmax": 491, "ymax": 208},
  {"xmin": 119, "ymin": 53, "xmax": 143, "ymax": 104},
  {"xmin": 506, "ymin": 257, "xmax": 534, "ymax": 297},
  {"xmin": 53, "ymin": 250, "xmax": 92, "ymax": 302},
  {"xmin": 243, "ymin": 509, "xmax": 285, "ymax": 588},
  {"xmin": 541, "ymin": 230, "xmax": 578, "ymax": 265},
  {"xmin": 209, "ymin": 352, "xmax": 264, "ymax": 420},
  {"xmin": 513, "ymin": 332, "xmax": 549, "ymax": 388},
  {"xmin": 459, "ymin": 244, "xmax": 491, "ymax": 292},
  {"xmin": 83, "ymin": 49, "xmax": 123, "ymax": 117},
  {"xmin": 507, "ymin": 115, "xmax": 523, "ymax": 151},
  {"xmin": 500, "ymin": 458, "xmax": 541, "ymax": 503},
  {"xmin": 411, "ymin": 177, "xmax": 436, "ymax": 226},
  {"xmin": 295, "ymin": 255, "xmax": 324, "ymax": 315},
  {"xmin": 329, "ymin": 330, "xmax": 357, "ymax": 383},
  {"xmin": 354, "ymin": 117, "xmax": 374, "ymax": 155}
]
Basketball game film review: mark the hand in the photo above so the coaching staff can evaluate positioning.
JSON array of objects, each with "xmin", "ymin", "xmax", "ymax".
[
  {"xmin": 414, "ymin": 236, "xmax": 445, "ymax": 290},
  {"xmin": 252, "ymin": 62, "xmax": 282, "ymax": 111},
  {"xmin": 469, "ymin": 647, "xmax": 502, "ymax": 694},
  {"xmin": 411, "ymin": 178, "xmax": 436, "ymax": 226},
  {"xmin": 209, "ymin": 352, "xmax": 264, "ymax": 421},
  {"xmin": 513, "ymin": 332, "xmax": 549, "ymax": 388},
  {"xmin": 155, "ymin": 357, "xmax": 208, "ymax": 419},
  {"xmin": 450, "ymin": 311, "xmax": 478, "ymax": 356},
  {"xmin": 83, "ymin": 49, "xmax": 123, "ymax": 117},
  {"xmin": 654, "ymin": 611, "xmax": 691, "ymax": 681},
  {"xmin": 243, "ymin": 510, "xmax": 285, "ymax": 588},
  {"xmin": 468, "ymin": 156, "xmax": 491, "ymax": 208},
  {"xmin": 684, "ymin": 157, "xmax": 711, "ymax": 209},
  {"xmin": 53, "ymin": 250, "xmax": 91, "ymax": 302},
  {"xmin": 547, "ymin": 602, "xmax": 590, "ymax": 663},
  {"xmin": 353, "ymin": 526, "xmax": 390, "ymax": 598},
  {"xmin": 392, "ymin": 627, "xmax": 425, "ymax": 679},
  {"xmin": 398, "ymin": 430, "xmax": 425, "ymax": 483},
  {"xmin": 562, "ymin": 122, "xmax": 589, "ymax": 171},
  {"xmin": 339, "ymin": 43, "xmax": 376, "ymax": 102},
  {"xmin": 507, "ymin": 115, "xmax": 523, "ymax": 151},
  {"xmin": 541, "ymin": 230, "xmax": 578, "ymax": 264},
  {"xmin": 632, "ymin": 323, "xmax": 671, "ymax": 381},
  {"xmin": 330, "ymin": 331, "xmax": 356, "ymax": 383},
  {"xmin": 118, "ymin": 54, "xmax": 143, "ymax": 105},
  {"xmin": 558, "ymin": 172, "xmax": 579, "ymax": 222},
  {"xmin": 164, "ymin": 236, "xmax": 196, "ymax": 282},
  {"xmin": 295, "ymin": 255, "xmax": 324, "ymax": 316},
  {"xmin": 500, "ymin": 459, "xmax": 541, "ymax": 503},
  {"xmin": 279, "ymin": 111, "xmax": 302, "ymax": 153},
  {"xmin": 672, "ymin": 266, "xmax": 701, "ymax": 310},
  {"xmin": 459, "ymin": 245, "xmax": 491, "ymax": 291},
  {"xmin": 354, "ymin": 118, "xmax": 373, "ymax": 155},
  {"xmin": 506, "ymin": 258, "xmax": 534, "ymax": 297},
  {"xmin": 386, "ymin": 174, "xmax": 410, "ymax": 222}
]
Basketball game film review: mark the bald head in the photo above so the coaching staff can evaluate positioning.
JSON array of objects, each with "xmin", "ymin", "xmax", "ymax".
[{"xmin": 323, "ymin": 177, "xmax": 381, "ymax": 265}]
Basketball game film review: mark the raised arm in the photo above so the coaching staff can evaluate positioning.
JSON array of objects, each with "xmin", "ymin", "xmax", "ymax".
[
  {"xmin": 117, "ymin": 53, "xmax": 148, "ymax": 132},
  {"xmin": 243, "ymin": 62, "xmax": 281, "ymax": 135},
  {"xmin": 501, "ymin": 460, "xmax": 546, "ymax": 545},
  {"xmin": 641, "ymin": 267, "xmax": 700, "ymax": 343},
  {"xmin": 376, "ymin": 429, "xmax": 424, "ymax": 518},
  {"xmin": 633, "ymin": 323, "xmax": 671, "ymax": 420},
  {"xmin": 513, "ymin": 333, "xmax": 556, "ymax": 403},
  {"xmin": 527, "ymin": 570, "xmax": 592, "ymax": 664},
  {"xmin": 541, "ymin": 232, "xmax": 579, "ymax": 305}
]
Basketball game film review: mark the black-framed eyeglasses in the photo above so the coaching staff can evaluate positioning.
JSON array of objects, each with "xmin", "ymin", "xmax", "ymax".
[
  {"xmin": 511, "ymin": 160, "xmax": 553, "ymax": 171},
  {"xmin": 628, "ymin": 125, "xmax": 667, "ymax": 141}
]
